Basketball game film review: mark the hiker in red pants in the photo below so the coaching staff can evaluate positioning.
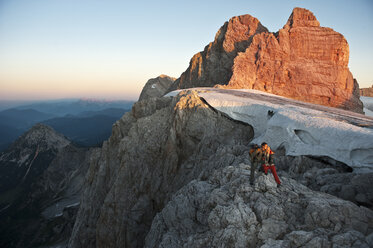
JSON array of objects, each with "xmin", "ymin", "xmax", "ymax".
[{"xmin": 261, "ymin": 142, "xmax": 281, "ymax": 187}]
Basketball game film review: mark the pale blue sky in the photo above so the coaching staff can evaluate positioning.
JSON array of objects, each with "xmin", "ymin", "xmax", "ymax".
[{"xmin": 0, "ymin": 0, "xmax": 372, "ymax": 100}]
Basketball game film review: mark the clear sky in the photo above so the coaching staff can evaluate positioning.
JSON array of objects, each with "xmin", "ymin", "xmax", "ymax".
[{"xmin": 0, "ymin": 0, "xmax": 372, "ymax": 100}]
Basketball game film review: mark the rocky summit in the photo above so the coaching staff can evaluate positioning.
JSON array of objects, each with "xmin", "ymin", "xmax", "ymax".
[
  {"xmin": 139, "ymin": 75, "xmax": 176, "ymax": 101},
  {"xmin": 69, "ymin": 91, "xmax": 253, "ymax": 247},
  {"xmin": 69, "ymin": 89, "xmax": 373, "ymax": 248},
  {"xmin": 0, "ymin": 124, "xmax": 96, "ymax": 247},
  {"xmin": 168, "ymin": 8, "xmax": 363, "ymax": 113}
]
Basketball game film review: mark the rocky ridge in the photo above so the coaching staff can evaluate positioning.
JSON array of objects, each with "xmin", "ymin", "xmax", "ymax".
[
  {"xmin": 145, "ymin": 164, "xmax": 373, "ymax": 248},
  {"xmin": 0, "ymin": 124, "xmax": 96, "ymax": 247},
  {"xmin": 0, "ymin": 124, "xmax": 70, "ymax": 194},
  {"xmin": 69, "ymin": 90, "xmax": 373, "ymax": 248},
  {"xmin": 69, "ymin": 91, "xmax": 253, "ymax": 247},
  {"xmin": 168, "ymin": 15, "xmax": 268, "ymax": 91},
  {"xmin": 168, "ymin": 8, "xmax": 363, "ymax": 113},
  {"xmin": 139, "ymin": 75, "xmax": 176, "ymax": 101}
]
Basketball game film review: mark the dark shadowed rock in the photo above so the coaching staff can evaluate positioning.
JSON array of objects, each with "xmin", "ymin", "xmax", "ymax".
[
  {"xmin": 0, "ymin": 124, "xmax": 96, "ymax": 247},
  {"xmin": 69, "ymin": 90, "xmax": 253, "ymax": 247}
]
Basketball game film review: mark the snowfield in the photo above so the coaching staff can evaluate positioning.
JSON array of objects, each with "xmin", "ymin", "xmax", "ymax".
[
  {"xmin": 167, "ymin": 89, "xmax": 373, "ymax": 172},
  {"xmin": 361, "ymin": 96, "xmax": 373, "ymax": 117}
]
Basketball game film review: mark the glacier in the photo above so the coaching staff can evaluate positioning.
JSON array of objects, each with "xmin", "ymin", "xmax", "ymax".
[
  {"xmin": 167, "ymin": 88, "xmax": 373, "ymax": 172},
  {"xmin": 361, "ymin": 96, "xmax": 373, "ymax": 117}
]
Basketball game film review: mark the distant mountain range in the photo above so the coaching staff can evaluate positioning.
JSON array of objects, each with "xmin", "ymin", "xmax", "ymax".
[
  {"xmin": 0, "ymin": 99, "xmax": 133, "ymax": 151},
  {"xmin": 42, "ymin": 112, "xmax": 125, "ymax": 147},
  {"xmin": 16, "ymin": 99, "xmax": 133, "ymax": 116},
  {"xmin": 0, "ymin": 108, "xmax": 55, "ymax": 129}
]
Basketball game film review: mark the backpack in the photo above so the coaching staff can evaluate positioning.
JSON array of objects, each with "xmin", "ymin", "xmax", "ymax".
[{"xmin": 250, "ymin": 147, "xmax": 262, "ymax": 162}]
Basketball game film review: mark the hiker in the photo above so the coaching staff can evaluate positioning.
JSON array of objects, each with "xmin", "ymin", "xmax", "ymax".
[
  {"xmin": 249, "ymin": 144, "xmax": 262, "ymax": 185},
  {"xmin": 261, "ymin": 142, "xmax": 281, "ymax": 187}
]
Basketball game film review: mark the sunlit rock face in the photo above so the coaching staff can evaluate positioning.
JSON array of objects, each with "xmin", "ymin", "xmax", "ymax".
[
  {"xmin": 168, "ymin": 14, "xmax": 268, "ymax": 91},
  {"xmin": 169, "ymin": 8, "xmax": 363, "ymax": 113}
]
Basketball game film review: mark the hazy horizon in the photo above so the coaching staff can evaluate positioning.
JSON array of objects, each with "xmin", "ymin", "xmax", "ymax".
[
  {"xmin": 1, "ymin": 0, "xmax": 372, "ymax": 100},
  {"xmin": 0, "ymin": 97, "xmax": 135, "ymax": 111}
]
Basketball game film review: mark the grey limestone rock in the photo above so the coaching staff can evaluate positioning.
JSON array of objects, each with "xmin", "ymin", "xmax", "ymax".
[
  {"xmin": 276, "ymin": 155, "xmax": 373, "ymax": 209},
  {"xmin": 69, "ymin": 90, "xmax": 253, "ymax": 247},
  {"xmin": 145, "ymin": 164, "xmax": 373, "ymax": 248},
  {"xmin": 69, "ymin": 90, "xmax": 372, "ymax": 248},
  {"xmin": 138, "ymin": 75, "xmax": 176, "ymax": 101}
]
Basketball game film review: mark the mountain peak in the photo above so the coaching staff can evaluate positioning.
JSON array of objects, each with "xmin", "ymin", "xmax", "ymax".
[
  {"xmin": 221, "ymin": 14, "xmax": 268, "ymax": 53},
  {"xmin": 167, "ymin": 8, "xmax": 363, "ymax": 113},
  {"xmin": 285, "ymin": 7, "xmax": 320, "ymax": 28},
  {"xmin": 139, "ymin": 75, "xmax": 176, "ymax": 101},
  {"xmin": 11, "ymin": 123, "xmax": 70, "ymax": 151}
]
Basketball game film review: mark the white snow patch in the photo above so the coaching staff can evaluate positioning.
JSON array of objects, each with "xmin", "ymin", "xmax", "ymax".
[
  {"xmin": 361, "ymin": 96, "xmax": 373, "ymax": 105},
  {"xmin": 364, "ymin": 108, "xmax": 373, "ymax": 117},
  {"xmin": 42, "ymin": 198, "xmax": 80, "ymax": 219},
  {"xmin": 361, "ymin": 96, "xmax": 373, "ymax": 117},
  {"xmin": 18, "ymin": 153, "xmax": 30, "ymax": 166},
  {"xmin": 65, "ymin": 202, "xmax": 80, "ymax": 208},
  {"xmin": 169, "ymin": 88, "xmax": 373, "ymax": 172},
  {"xmin": 164, "ymin": 89, "xmax": 183, "ymax": 97},
  {"xmin": 0, "ymin": 204, "xmax": 10, "ymax": 213}
]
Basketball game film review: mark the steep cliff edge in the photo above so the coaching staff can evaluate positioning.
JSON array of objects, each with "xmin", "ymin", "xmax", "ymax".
[
  {"xmin": 169, "ymin": 8, "xmax": 363, "ymax": 113},
  {"xmin": 69, "ymin": 91, "xmax": 253, "ymax": 247},
  {"xmin": 168, "ymin": 15, "xmax": 268, "ymax": 91},
  {"xmin": 70, "ymin": 89, "xmax": 373, "ymax": 247}
]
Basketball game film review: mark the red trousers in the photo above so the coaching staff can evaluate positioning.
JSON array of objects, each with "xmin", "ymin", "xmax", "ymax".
[{"xmin": 262, "ymin": 164, "xmax": 281, "ymax": 185}]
